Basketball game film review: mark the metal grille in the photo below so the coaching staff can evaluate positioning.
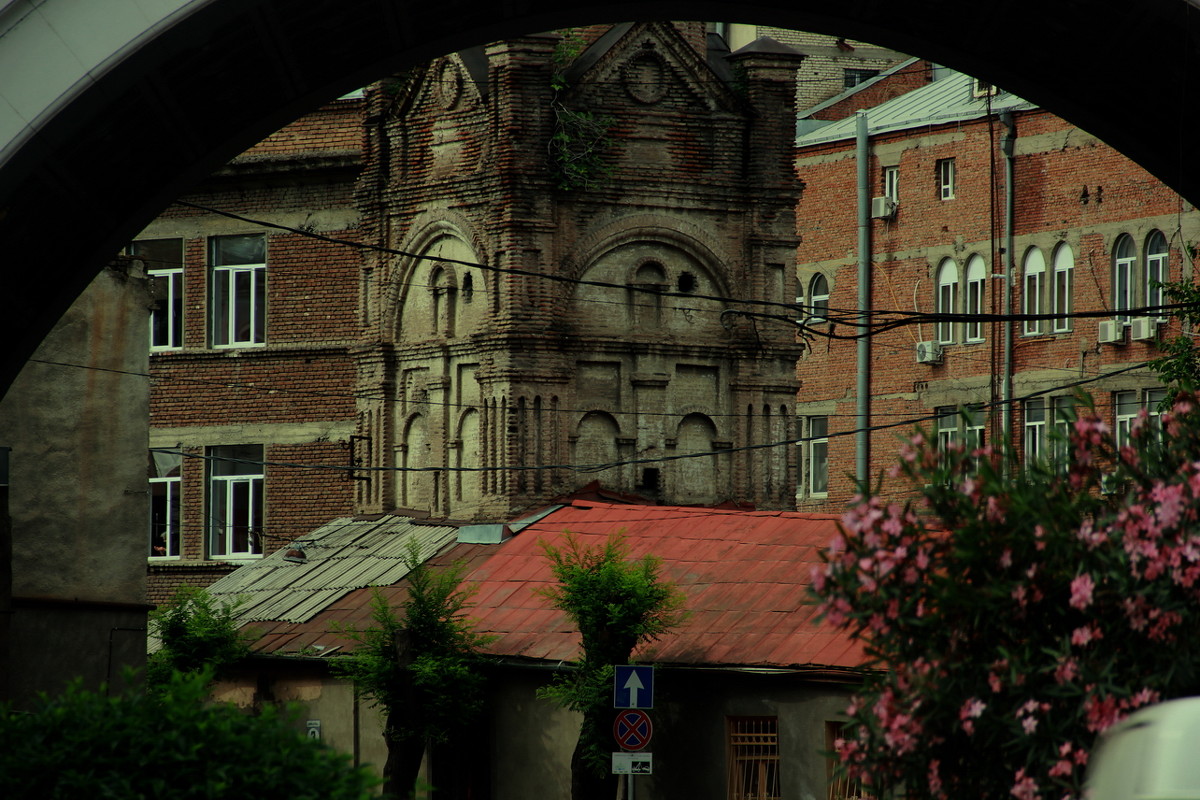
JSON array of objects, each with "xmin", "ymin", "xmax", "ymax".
[
  {"xmin": 729, "ymin": 717, "xmax": 782, "ymax": 800},
  {"xmin": 825, "ymin": 722, "xmax": 864, "ymax": 800}
]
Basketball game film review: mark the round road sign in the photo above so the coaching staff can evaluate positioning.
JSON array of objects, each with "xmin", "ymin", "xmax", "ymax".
[{"xmin": 613, "ymin": 709, "xmax": 653, "ymax": 751}]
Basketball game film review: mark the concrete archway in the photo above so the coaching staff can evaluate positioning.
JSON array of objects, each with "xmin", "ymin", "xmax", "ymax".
[{"xmin": 2, "ymin": 0, "xmax": 1198, "ymax": 388}]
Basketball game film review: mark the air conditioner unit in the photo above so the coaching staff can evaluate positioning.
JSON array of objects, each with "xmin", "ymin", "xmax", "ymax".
[
  {"xmin": 1097, "ymin": 320, "xmax": 1124, "ymax": 345},
  {"xmin": 870, "ymin": 196, "xmax": 897, "ymax": 220},
  {"xmin": 1129, "ymin": 316, "xmax": 1156, "ymax": 341},
  {"xmin": 915, "ymin": 340, "xmax": 944, "ymax": 364}
]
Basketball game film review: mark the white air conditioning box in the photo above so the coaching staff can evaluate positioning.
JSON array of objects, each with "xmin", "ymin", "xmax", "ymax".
[
  {"xmin": 870, "ymin": 196, "xmax": 897, "ymax": 219},
  {"xmin": 916, "ymin": 340, "xmax": 944, "ymax": 364},
  {"xmin": 1098, "ymin": 320, "xmax": 1123, "ymax": 344},
  {"xmin": 1129, "ymin": 316, "xmax": 1156, "ymax": 341}
]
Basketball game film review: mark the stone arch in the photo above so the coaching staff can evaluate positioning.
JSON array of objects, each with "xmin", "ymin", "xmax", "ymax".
[
  {"xmin": 3, "ymin": 0, "xmax": 1200, "ymax": 389},
  {"xmin": 574, "ymin": 411, "xmax": 622, "ymax": 489},
  {"xmin": 399, "ymin": 413, "xmax": 434, "ymax": 512},
  {"xmin": 453, "ymin": 408, "xmax": 481, "ymax": 508},
  {"xmin": 672, "ymin": 412, "xmax": 719, "ymax": 505},
  {"xmin": 389, "ymin": 224, "xmax": 485, "ymax": 342}
]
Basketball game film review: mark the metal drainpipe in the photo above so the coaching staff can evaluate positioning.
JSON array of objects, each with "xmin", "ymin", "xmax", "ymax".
[
  {"xmin": 1000, "ymin": 112, "xmax": 1016, "ymax": 466},
  {"xmin": 856, "ymin": 111, "xmax": 871, "ymax": 486}
]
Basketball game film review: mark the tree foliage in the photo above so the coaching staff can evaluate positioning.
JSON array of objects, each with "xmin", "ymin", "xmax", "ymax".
[
  {"xmin": 1149, "ymin": 278, "xmax": 1200, "ymax": 400},
  {"xmin": 331, "ymin": 543, "xmax": 491, "ymax": 797},
  {"xmin": 145, "ymin": 586, "xmax": 251, "ymax": 691},
  {"xmin": 536, "ymin": 532, "xmax": 686, "ymax": 799},
  {"xmin": 0, "ymin": 669, "xmax": 378, "ymax": 799},
  {"xmin": 814, "ymin": 395, "xmax": 1200, "ymax": 800}
]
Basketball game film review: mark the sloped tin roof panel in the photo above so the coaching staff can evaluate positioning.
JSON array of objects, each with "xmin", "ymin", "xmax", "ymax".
[{"xmin": 207, "ymin": 516, "xmax": 460, "ymax": 624}]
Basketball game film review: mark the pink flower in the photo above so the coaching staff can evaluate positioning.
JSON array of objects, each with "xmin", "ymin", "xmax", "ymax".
[
  {"xmin": 1071, "ymin": 624, "xmax": 1102, "ymax": 646},
  {"xmin": 1011, "ymin": 768, "xmax": 1040, "ymax": 800},
  {"xmin": 1070, "ymin": 573, "xmax": 1095, "ymax": 610},
  {"xmin": 1055, "ymin": 657, "xmax": 1079, "ymax": 684}
]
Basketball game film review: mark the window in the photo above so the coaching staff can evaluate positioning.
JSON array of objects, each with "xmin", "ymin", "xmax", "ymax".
[
  {"xmin": 882, "ymin": 166, "xmax": 899, "ymax": 203},
  {"xmin": 1024, "ymin": 399, "xmax": 1046, "ymax": 466},
  {"xmin": 130, "ymin": 238, "xmax": 184, "ymax": 350},
  {"xmin": 936, "ymin": 259, "xmax": 958, "ymax": 344},
  {"xmin": 209, "ymin": 444, "xmax": 264, "ymax": 558},
  {"xmin": 1118, "ymin": 388, "xmax": 1168, "ymax": 443},
  {"xmin": 808, "ymin": 273, "xmax": 829, "ymax": 325},
  {"xmin": 936, "ymin": 404, "xmax": 984, "ymax": 470},
  {"xmin": 211, "ymin": 233, "xmax": 266, "ymax": 347},
  {"xmin": 1113, "ymin": 235, "xmax": 1136, "ymax": 323},
  {"xmin": 728, "ymin": 717, "xmax": 781, "ymax": 800},
  {"xmin": 1022, "ymin": 247, "xmax": 1046, "ymax": 335},
  {"xmin": 964, "ymin": 405, "xmax": 986, "ymax": 454},
  {"xmin": 936, "ymin": 406, "xmax": 958, "ymax": 453},
  {"xmin": 825, "ymin": 722, "xmax": 862, "ymax": 800},
  {"xmin": 937, "ymin": 158, "xmax": 956, "ymax": 200},
  {"xmin": 806, "ymin": 416, "xmax": 829, "ymax": 497},
  {"xmin": 843, "ymin": 68, "xmax": 878, "ymax": 88},
  {"xmin": 1050, "ymin": 395, "xmax": 1077, "ymax": 465},
  {"xmin": 1052, "ymin": 244, "xmax": 1074, "ymax": 332},
  {"xmin": 149, "ymin": 450, "xmax": 182, "ymax": 558},
  {"xmin": 1146, "ymin": 231, "xmax": 1169, "ymax": 321},
  {"xmin": 965, "ymin": 255, "xmax": 986, "ymax": 342}
]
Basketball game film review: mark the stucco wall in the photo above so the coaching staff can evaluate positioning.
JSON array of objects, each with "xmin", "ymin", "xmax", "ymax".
[{"xmin": 0, "ymin": 261, "xmax": 151, "ymax": 703}]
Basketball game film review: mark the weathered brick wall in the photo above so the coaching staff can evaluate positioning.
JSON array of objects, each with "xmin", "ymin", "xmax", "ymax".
[{"xmin": 793, "ymin": 97, "xmax": 1200, "ymax": 510}]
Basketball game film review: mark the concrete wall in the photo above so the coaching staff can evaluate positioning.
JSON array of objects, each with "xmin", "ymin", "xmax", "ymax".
[{"xmin": 0, "ymin": 261, "xmax": 151, "ymax": 705}]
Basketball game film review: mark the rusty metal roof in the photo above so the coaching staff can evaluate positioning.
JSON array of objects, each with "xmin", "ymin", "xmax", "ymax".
[
  {"xmin": 231, "ymin": 502, "xmax": 864, "ymax": 672},
  {"xmin": 461, "ymin": 501, "xmax": 864, "ymax": 670}
]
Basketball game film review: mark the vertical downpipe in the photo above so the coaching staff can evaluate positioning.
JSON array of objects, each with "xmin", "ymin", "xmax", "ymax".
[
  {"xmin": 856, "ymin": 112, "xmax": 871, "ymax": 486},
  {"xmin": 1000, "ymin": 112, "xmax": 1017, "ymax": 467}
]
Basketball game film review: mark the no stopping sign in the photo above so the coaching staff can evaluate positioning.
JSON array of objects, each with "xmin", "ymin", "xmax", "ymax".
[{"xmin": 613, "ymin": 709, "xmax": 652, "ymax": 751}]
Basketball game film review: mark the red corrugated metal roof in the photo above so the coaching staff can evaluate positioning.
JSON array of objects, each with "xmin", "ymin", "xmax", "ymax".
[
  {"xmin": 240, "ymin": 501, "xmax": 864, "ymax": 672},
  {"xmin": 462, "ymin": 501, "xmax": 864, "ymax": 670}
]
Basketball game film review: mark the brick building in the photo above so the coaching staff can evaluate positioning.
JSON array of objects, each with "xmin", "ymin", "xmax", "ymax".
[
  {"xmin": 134, "ymin": 97, "xmax": 366, "ymax": 600},
  {"xmin": 134, "ymin": 22, "xmax": 895, "ymax": 600},
  {"xmin": 792, "ymin": 65, "xmax": 1196, "ymax": 509}
]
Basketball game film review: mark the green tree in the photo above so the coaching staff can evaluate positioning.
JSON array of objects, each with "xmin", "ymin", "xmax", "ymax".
[
  {"xmin": 145, "ymin": 586, "xmax": 251, "ymax": 691},
  {"xmin": 536, "ymin": 531, "xmax": 686, "ymax": 800},
  {"xmin": 1150, "ymin": 277, "xmax": 1200, "ymax": 401},
  {"xmin": 814, "ymin": 394, "xmax": 1200, "ymax": 800},
  {"xmin": 0, "ymin": 669, "xmax": 378, "ymax": 799},
  {"xmin": 331, "ymin": 544, "xmax": 491, "ymax": 799}
]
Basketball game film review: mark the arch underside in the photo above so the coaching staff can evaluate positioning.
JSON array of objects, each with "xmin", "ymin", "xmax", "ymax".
[{"xmin": 2, "ymin": 0, "xmax": 1198, "ymax": 390}]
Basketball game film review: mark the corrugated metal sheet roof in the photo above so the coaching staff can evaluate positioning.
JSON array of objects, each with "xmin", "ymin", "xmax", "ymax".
[
  {"xmin": 207, "ymin": 516, "xmax": 460, "ymax": 624},
  {"xmin": 460, "ymin": 501, "xmax": 864, "ymax": 670},
  {"xmin": 796, "ymin": 70, "xmax": 1036, "ymax": 147},
  {"xmin": 232, "ymin": 502, "xmax": 864, "ymax": 672}
]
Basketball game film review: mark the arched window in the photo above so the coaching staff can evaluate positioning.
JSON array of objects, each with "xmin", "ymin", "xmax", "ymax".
[
  {"xmin": 936, "ymin": 259, "xmax": 958, "ymax": 344},
  {"xmin": 965, "ymin": 255, "xmax": 986, "ymax": 342},
  {"xmin": 1113, "ymin": 235, "xmax": 1136, "ymax": 323},
  {"xmin": 1052, "ymin": 244, "xmax": 1074, "ymax": 332},
  {"xmin": 1146, "ymin": 231, "xmax": 1169, "ymax": 321},
  {"xmin": 1022, "ymin": 248, "xmax": 1046, "ymax": 335},
  {"xmin": 808, "ymin": 273, "xmax": 829, "ymax": 324}
]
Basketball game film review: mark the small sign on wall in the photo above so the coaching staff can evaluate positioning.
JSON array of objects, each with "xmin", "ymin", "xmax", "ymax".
[{"xmin": 306, "ymin": 720, "xmax": 321, "ymax": 740}]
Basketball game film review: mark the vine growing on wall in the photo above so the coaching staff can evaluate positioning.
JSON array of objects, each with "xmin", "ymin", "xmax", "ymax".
[{"xmin": 548, "ymin": 29, "xmax": 615, "ymax": 191}]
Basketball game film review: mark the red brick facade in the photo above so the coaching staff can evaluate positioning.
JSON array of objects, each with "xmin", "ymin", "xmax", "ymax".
[{"xmin": 792, "ymin": 64, "xmax": 1196, "ymax": 510}]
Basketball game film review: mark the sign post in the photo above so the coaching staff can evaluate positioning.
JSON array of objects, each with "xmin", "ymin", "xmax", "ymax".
[{"xmin": 613, "ymin": 666, "xmax": 655, "ymax": 798}]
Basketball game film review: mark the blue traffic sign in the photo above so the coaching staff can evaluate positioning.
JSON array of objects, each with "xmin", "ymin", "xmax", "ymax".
[{"xmin": 614, "ymin": 665, "xmax": 654, "ymax": 709}]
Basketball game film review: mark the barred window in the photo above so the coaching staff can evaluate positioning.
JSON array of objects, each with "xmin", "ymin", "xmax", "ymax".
[{"xmin": 729, "ymin": 717, "xmax": 781, "ymax": 800}]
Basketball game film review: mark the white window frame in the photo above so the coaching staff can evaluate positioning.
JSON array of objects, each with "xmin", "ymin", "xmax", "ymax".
[
  {"xmin": 149, "ymin": 450, "xmax": 183, "ymax": 558},
  {"xmin": 882, "ymin": 165, "xmax": 899, "ymax": 203},
  {"xmin": 211, "ymin": 233, "xmax": 266, "ymax": 348},
  {"xmin": 937, "ymin": 158, "xmax": 956, "ymax": 200},
  {"xmin": 1114, "ymin": 390, "xmax": 1139, "ymax": 446},
  {"xmin": 807, "ymin": 416, "xmax": 829, "ymax": 497},
  {"xmin": 1146, "ymin": 231, "xmax": 1169, "ymax": 322},
  {"xmin": 936, "ymin": 259, "xmax": 958, "ymax": 344},
  {"xmin": 1051, "ymin": 395, "xmax": 1076, "ymax": 465},
  {"xmin": 1024, "ymin": 399, "xmax": 1045, "ymax": 466},
  {"xmin": 1052, "ymin": 244, "xmax": 1074, "ymax": 333},
  {"xmin": 1022, "ymin": 247, "xmax": 1046, "ymax": 335},
  {"xmin": 807, "ymin": 273, "xmax": 829, "ymax": 325},
  {"xmin": 1113, "ymin": 235, "xmax": 1136, "ymax": 324},
  {"xmin": 131, "ymin": 238, "xmax": 184, "ymax": 351},
  {"xmin": 208, "ymin": 444, "xmax": 264, "ymax": 559},
  {"xmin": 965, "ymin": 255, "xmax": 985, "ymax": 342}
]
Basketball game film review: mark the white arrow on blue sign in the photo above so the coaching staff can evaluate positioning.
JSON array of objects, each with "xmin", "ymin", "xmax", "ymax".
[{"xmin": 613, "ymin": 665, "xmax": 654, "ymax": 709}]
